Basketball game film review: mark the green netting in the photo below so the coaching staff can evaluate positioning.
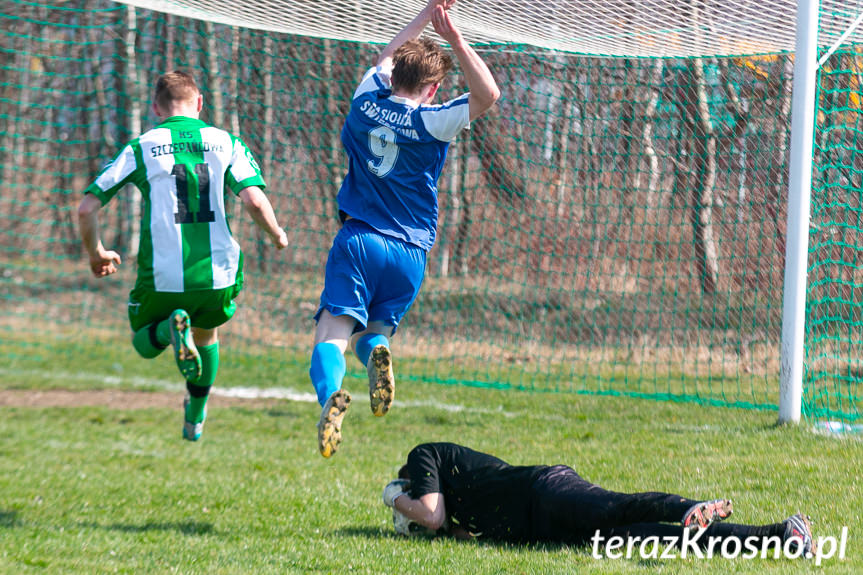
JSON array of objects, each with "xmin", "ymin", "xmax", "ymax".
[
  {"xmin": 807, "ymin": 43, "xmax": 863, "ymax": 424},
  {"xmin": 1, "ymin": 0, "xmax": 840, "ymax": 416}
]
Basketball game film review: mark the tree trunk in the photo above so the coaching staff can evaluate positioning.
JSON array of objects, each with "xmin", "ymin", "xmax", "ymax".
[
  {"xmin": 642, "ymin": 60, "xmax": 663, "ymax": 208},
  {"xmin": 323, "ymin": 38, "xmax": 344, "ymax": 201},
  {"xmin": 619, "ymin": 58, "xmax": 637, "ymax": 193},
  {"xmin": 228, "ymin": 27, "xmax": 244, "ymax": 228},
  {"xmin": 205, "ymin": 21, "xmax": 224, "ymax": 128},
  {"xmin": 257, "ymin": 34, "xmax": 275, "ymax": 273},
  {"xmin": 767, "ymin": 54, "xmax": 794, "ymax": 258},
  {"xmin": 574, "ymin": 80, "xmax": 604, "ymax": 291},
  {"xmin": 453, "ymin": 135, "xmax": 472, "ymax": 276},
  {"xmin": 3, "ymin": 8, "xmax": 31, "ymax": 218},
  {"xmin": 717, "ymin": 58, "xmax": 750, "ymax": 222},
  {"xmin": 124, "ymin": 5, "xmax": 142, "ymax": 258},
  {"xmin": 470, "ymin": 108, "xmax": 525, "ymax": 205},
  {"xmin": 686, "ymin": 55, "xmax": 720, "ymax": 293},
  {"xmin": 230, "ymin": 27, "xmax": 241, "ymax": 136},
  {"xmin": 439, "ymin": 137, "xmax": 464, "ymax": 278},
  {"xmin": 88, "ymin": 9, "xmax": 115, "ymax": 151},
  {"xmin": 164, "ymin": 14, "xmax": 175, "ymax": 69},
  {"xmin": 553, "ymin": 69, "xmax": 574, "ymax": 218}
]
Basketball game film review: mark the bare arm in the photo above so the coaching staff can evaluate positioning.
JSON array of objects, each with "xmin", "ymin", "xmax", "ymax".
[
  {"xmin": 77, "ymin": 193, "xmax": 121, "ymax": 278},
  {"xmin": 432, "ymin": 6, "xmax": 500, "ymax": 120},
  {"xmin": 377, "ymin": 0, "xmax": 455, "ymax": 67},
  {"xmin": 239, "ymin": 186, "xmax": 288, "ymax": 249},
  {"xmin": 393, "ymin": 492, "xmax": 447, "ymax": 531}
]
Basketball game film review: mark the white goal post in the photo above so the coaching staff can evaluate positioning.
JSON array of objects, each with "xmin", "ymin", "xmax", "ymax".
[
  {"xmin": 779, "ymin": 0, "xmax": 820, "ymax": 424},
  {"xmin": 779, "ymin": 0, "xmax": 863, "ymax": 423}
]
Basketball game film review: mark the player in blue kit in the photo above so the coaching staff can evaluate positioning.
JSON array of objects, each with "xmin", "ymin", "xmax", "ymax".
[{"xmin": 310, "ymin": 0, "xmax": 500, "ymax": 457}]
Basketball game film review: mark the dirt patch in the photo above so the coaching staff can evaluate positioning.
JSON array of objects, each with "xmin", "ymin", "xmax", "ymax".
[{"xmin": 0, "ymin": 389, "xmax": 283, "ymax": 409}]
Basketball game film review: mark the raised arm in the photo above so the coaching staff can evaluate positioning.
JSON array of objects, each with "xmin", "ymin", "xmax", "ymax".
[
  {"xmin": 432, "ymin": 5, "xmax": 500, "ymax": 120},
  {"xmin": 377, "ymin": 0, "xmax": 455, "ymax": 67},
  {"xmin": 239, "ymin": 186, "xmax": 288, "ymax": 249}
]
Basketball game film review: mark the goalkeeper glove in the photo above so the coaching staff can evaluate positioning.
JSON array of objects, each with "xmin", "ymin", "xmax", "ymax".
[{"xmin": 382, "ymin": 478, "xmax": 410, "ymax": 507}]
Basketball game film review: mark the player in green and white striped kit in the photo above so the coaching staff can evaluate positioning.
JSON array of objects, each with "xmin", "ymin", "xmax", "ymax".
[{"xmin": 78, "ymin": 71, "xmax": 288, "ymax": 441}]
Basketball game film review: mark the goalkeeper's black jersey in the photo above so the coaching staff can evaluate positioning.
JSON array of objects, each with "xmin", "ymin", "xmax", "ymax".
[{"xmin": 405, "ymin": 442, "xmax": 549, "ymax": 542}]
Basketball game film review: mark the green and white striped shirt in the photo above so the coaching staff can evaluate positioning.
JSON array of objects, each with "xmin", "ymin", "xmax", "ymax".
[{"xmin": 85, "ymin": 116, "xmax": 265, "ymax": 293}]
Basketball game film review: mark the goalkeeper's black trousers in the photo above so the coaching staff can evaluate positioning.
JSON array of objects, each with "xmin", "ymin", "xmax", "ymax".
[{"xmin": 527, "ymin": 465, "xmax": 785, "ymax": 546}]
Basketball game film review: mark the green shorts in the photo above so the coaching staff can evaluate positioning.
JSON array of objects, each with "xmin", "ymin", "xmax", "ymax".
[{"xmin": 127, "ymin": 283, "xmax": 242, "ymax": 332}]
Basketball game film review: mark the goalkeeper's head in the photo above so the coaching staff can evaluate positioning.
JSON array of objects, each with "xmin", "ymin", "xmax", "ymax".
[
  {"xmin": 391, "ymin": 37, "xmax": 453, "ymax": 101},
  {"xmin": 398, "ymin": 463, "xmax": 410, "ymax": 480}
]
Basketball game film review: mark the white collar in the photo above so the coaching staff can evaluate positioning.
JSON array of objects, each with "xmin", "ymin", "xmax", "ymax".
[{"xmin": 388, "ymin": 94, "xmax": 420, "ymax": 108}]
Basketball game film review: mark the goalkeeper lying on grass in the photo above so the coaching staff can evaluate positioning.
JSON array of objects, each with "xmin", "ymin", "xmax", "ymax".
[{"xmin": 382, "ymin": 442, "xmax": 816, "ymax": 560}]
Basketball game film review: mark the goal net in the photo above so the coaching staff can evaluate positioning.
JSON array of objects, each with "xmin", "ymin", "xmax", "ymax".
[
  {"xmin": 1, "ymin": 0, "xmax": 861, "ymax": 424},
  {"xmin": 115, "ymin": 0, "xmax": 860, "ymax": 58}
]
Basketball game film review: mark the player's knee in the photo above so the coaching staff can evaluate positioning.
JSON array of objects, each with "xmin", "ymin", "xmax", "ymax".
[
  {"xmin": 132, "ymin": 341, "xmax": 163, "ymax": 359},
  {"xmin": 131, "ymin": 324, "xmax": 167, "ymax": 358}
]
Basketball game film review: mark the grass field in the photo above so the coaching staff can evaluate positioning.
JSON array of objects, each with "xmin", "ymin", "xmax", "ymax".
[{"xmin": 0, "ymin": 341, "xmax": 860, "ymax": 574}]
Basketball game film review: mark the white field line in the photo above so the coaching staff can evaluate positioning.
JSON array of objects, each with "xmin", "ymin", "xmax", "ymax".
[
  {"xmin": 0, "ymin": 367, "xmax": 516, "ymax": 417},
  {"xmin": 0, "ymin": 367, "xmax": 181, "ymax": 391}
]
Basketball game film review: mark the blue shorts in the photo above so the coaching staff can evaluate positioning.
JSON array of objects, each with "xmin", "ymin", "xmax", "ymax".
[{"xmin": 315, "ymin": 219, "xmax": 427, "ymax": 333}]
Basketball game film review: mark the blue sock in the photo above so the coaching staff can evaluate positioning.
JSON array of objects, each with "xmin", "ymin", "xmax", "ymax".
[
  {"xmin": 310, "ymin": 342, "xmax": 346, "ymax": 407},
  {"xmin": 355, "ymin": 333, "xmax": 389, "ymax": 367}
]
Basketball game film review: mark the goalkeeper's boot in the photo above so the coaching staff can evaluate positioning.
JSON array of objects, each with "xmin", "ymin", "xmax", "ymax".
[
  {"xmin": 182, "ymin": 395, "xmax": 206, "ymax": 442},
  {"xmin": 783, "ymin": 513, "xmax": 816, "ymax": 558},
  {"xmin": 368, "ymin": 345, "xmax": 394, "ymax": 417},
  {"xmin": 169, "ymin": 309, "xmax": 202, "ymax": 383},
  {"xmin": 682, "ymin": 499, "xmax": 733, "ymax": 530},
  {"xmin": 317, "ymin": 389, "xmax": 351, "ymax": 458}
]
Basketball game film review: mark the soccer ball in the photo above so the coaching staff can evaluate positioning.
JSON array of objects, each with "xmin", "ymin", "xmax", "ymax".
[{"xmin": 392, "ymin": 507, "xmax": 423, "ymax": 536}]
